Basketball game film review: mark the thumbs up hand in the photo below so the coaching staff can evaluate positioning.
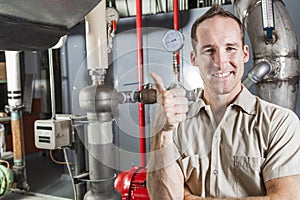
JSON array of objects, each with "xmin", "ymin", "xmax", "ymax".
[{"xmin": 150, "ymin": 72, "xmax": 188, "ymax": 131}]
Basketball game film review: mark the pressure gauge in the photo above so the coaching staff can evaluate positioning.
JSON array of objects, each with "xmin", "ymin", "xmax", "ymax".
[
  {"xmin": 162, "ymin": 30, "xmax": 184, "ymax": 52},
  {"xmin": 106, "ymin": 7, "xmax": 119, "ymax": 23}
]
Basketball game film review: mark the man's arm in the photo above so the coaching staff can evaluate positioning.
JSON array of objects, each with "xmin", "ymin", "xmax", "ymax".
[
  {"xmin": 184, "ymin": 175, "xmax": 300, "ymax": 200},
  {"xmin": 147, "ymin": 72, "xmax": 188, "ymax": 199},
  {"xmin": 147, "ymin": 129, "xmax": 184, "ymax": 199}
]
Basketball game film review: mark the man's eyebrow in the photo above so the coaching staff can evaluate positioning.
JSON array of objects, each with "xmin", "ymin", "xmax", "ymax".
[
  {"xmin": 226, "ymin": 42, "xmax": 239, "ymax": 47},
  {"xmin": 199, "ymin": 42, "xmax": 240, "ymax": 50},
  {"xmin": 200, "ymin": 44, "xmax": 214, "ymax": 50}
]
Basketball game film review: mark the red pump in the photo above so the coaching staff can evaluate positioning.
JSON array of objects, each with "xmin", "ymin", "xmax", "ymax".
[{"xmin": 115, "ymin": 166, "xmax": 150, "ymax": 200}]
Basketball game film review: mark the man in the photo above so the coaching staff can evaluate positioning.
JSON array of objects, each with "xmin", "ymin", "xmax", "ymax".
[{"xmin": 147, "ymin": 4, "xmax": 300, "ymax": 200}]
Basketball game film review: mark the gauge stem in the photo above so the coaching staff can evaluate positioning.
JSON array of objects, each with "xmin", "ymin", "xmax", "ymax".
[{"xmin": 173, "ymin": 52, "xmax": 180, "ymax": 83}]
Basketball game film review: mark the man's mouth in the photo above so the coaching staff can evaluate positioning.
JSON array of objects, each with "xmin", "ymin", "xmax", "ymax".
[{"xmin": 212, "ymin": 72, "xmax": 232, "ymax": 78}]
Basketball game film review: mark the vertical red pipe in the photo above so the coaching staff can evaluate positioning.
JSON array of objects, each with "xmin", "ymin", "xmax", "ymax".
[
  {"xmin": 173, "ymin": 0, "xmax": 179, "ymax": 31},
  {"xmin": 173, "ymin": 0, "xmax": 180, "ymax": 82},
  {"xmin": 136, "ymin": 0, "xmax": 146, "ymax": 167}
]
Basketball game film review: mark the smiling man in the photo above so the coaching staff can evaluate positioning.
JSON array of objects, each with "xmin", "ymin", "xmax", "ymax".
[{"xmin": 147, "ymin": 4, "xmax": 300, "ymax": 200}]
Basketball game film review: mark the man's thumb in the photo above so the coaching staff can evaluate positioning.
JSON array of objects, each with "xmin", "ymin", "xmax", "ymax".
[{"xmin": 150, "ymin": 72, "xmax": 165, "ymax": 94}]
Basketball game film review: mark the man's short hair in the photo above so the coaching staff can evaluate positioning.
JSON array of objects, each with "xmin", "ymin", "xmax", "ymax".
[{"xmin": 191, "ymin": 4, "xmax": 245, "ymax": 52}]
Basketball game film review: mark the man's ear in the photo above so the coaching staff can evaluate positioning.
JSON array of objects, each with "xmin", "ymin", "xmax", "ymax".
[
  {"xmin": 190, "ymin": 51, "xmax": 198, "ymax": 66},
  {"xmin": 243, "ymin": 44, "xmax": 250, "ymax": 63}
]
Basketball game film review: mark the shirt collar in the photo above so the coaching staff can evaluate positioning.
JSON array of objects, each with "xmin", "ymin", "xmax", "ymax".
[
  {"xmin": 186, "ymin": 85, "xmax": 257, "ymax": 118},
  {"xmin": 231, "ymin": 85, "xmax": 257, "ymax": 115}
]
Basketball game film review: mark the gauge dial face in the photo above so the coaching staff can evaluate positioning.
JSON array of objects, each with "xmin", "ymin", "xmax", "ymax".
[
  {"xmin": 162, "ymin": 30, "xmax": 184, "ymax": 52},
  {"xmin": 106, "ymin": 7, "xmax": 119, "ymax": 23}
]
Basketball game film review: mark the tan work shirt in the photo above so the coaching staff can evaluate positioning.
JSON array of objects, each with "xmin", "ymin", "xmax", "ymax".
[{"xmin": 172, "ymin": 87, "xmax": 300, "ymax": 198}]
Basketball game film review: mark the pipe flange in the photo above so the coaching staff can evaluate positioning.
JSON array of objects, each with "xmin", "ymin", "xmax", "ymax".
[
  {"xmin": 5, "ymin": 105, "xmax": 24, "ymax": 113},
  {"xmin": 78, "ymin": 173, "xmax": 117, "ymax": 183}
]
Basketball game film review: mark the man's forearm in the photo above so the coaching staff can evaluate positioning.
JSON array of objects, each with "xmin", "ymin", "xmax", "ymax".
[
  {"xmin": 147, "ymin": 129, "xmax": 184, "ymax": 199},
  {"xmin": 147, "ymin": 161, "xmax": 184, "ymax": 199}
]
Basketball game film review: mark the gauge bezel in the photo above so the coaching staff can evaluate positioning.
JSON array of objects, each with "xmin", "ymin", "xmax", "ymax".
[
  {"xmin": 162, "ymin": 30, "xmax": 185, "ymax": 52},
  {"xmin": 106, "ymin": 7, "xmax": 120, "ymax": 23}
]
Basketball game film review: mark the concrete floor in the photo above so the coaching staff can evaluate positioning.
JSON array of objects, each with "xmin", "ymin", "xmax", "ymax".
[{"xmin": 0, "ymin": 151, "xmax": 74, "ymax": 199}]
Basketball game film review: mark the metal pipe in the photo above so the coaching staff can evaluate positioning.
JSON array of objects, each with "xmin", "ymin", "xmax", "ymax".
[
  {"xmin": 5, "ymin": 51, "xmax": 22, "ymax": 108},
  {"xmin": 73, "ymin": 124, "xmax": 87, "ymax": 200},
  {"xmin": 48, "ymin": 49, "xmax": 56, "ymax": 120},
  {"xmin": 118, "ymin": 83, "xmax": 157, "ymax": 104},
  {"xmin": 4, "ymin": 51, "xmax": 29, "ymax": 190},
  {"xmin": 87, "ymin": 119, "xmax": 115, "ymax": 196},
  {"xmin": 136, "ymin": 0, "xmax": 146, "ymax": 167},
  {"xmin": 85, "ymin": 0, "xmax": 108, "ymax": 71},
  {"xmin": 79, "ymin": 84, "xmax": 121, "ymax": 200},
  {"xmin": 232, "ymin": 0, "xmax": 299, "ymax": 110},
  {"xmin": 243, "ymin": 61, "xmax": 271, "ymax": 89},
  {"xmin": 82, "ymin": 1, "xmax": 121, "ymax": 199}
]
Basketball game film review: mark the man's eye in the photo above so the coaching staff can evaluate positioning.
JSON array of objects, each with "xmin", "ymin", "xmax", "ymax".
[
  {"xmin": 227, "ymin": 47, "xmax": 237, "ymax": 51},
  {"xmin": 203, "ymin": 49, "xmax": 215, "ymax": 55}
]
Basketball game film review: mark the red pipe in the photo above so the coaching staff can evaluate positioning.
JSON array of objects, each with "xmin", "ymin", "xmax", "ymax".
[
  {"xmin": 136, "ymin": 0, "xmax": 146, "ymax": 167},
  {"xmin": 173, "ymin": 0, "xmax": 179, "ymax": 31},
  {"xmin": 173, "ymin": 0, "xmax": 181, "ymax": 82}
]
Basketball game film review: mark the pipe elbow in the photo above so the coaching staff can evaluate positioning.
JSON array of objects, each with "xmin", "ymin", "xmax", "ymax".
[
  {"xmin": 243, "ymin": 61, "xmax": 271, "ymax": 89},
  {"xmin": 249, "ymin": 61, "xmax": 272, "ymax": 83}
]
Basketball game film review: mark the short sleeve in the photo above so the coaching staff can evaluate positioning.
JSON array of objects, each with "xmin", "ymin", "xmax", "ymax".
[{"xmin": 262, "ymin": 109, "xmax": 300, "ymax": 182}]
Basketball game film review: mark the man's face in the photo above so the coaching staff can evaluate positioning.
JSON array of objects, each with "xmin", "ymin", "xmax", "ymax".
[{"xmin": 191, "ymin": 16, "xmax": 249, "ymax": 97}]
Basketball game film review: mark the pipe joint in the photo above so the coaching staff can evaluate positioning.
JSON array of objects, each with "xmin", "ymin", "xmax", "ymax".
[
  {"xmin": 118, "ymin": 91, "xmax": 136, "ymax": 104},
  {"xmin": 89, "ymin": 69, "xmax": 106, "ymax": 85},
  {"xmin": 119, "ymin": 83, "xmax": 157, "ymax": 104},
  {"xmin": 135, "ymin": 83, "xmax": 157, "ymax": 104},
  {"xmin": 265, "ymin": 31, "xmax": 278, "ymax": 45},
  {"xmin": 4, "ymin": 105, "xmax": 23, "ymax": 113},
  {"xmin": 243, "ymin": 61, "xmax": 272, "ymax": 89}
]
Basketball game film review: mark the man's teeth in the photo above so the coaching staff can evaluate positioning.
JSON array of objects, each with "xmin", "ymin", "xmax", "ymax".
[{"xmin": 213, "ymin": 72, "xmax": 231, "ymax": 78}]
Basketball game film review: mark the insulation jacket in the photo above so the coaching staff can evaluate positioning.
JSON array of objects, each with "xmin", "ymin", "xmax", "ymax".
[{"xmin": 5, "ymin": 51, "xmax": 22, "ymax": 107}]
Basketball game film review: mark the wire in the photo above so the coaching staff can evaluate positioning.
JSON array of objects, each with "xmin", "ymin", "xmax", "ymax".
[
  {"xmin": 49, "ymin": 149, "xmax": 76, "ymax": 198},
  {"xmin": 49, "ymin": 150, "xmax": 69, "ymax": 165},
  {"xmin": 0, "ymin": 159, "xmax": 10, "ymax": 169},
  {"xmin": 63, "ymin": 148, "xmax": 77, "ymax": 200}
]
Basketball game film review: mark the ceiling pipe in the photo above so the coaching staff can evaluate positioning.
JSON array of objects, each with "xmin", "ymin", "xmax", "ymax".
[{"xmin": 136, "ymin": 0, "xmax": 146, "ymax": 168}]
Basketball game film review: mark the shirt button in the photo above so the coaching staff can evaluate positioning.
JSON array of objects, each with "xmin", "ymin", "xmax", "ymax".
[{"xmin": 213, "ymin": 169, "xmax": 218, "ymax": 175}]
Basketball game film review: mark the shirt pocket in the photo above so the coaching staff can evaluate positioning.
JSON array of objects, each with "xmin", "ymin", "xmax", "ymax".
[{"xmin": 233, "ymin": 156, "xmax": 266, "ymax": 196}]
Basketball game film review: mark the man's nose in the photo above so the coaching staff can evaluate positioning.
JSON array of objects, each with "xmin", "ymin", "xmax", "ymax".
[{"xmin": 213, "ymin": 50, "xmax": 228, "ymax": 69}]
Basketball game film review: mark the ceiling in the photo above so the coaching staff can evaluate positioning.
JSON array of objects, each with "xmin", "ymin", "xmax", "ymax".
[{"xmin": 0, "ymin": 0, "xmax": 102, "ymax": 51}]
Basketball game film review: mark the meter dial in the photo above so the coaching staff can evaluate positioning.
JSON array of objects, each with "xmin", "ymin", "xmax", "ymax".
[
  {"xmin": 106, "ymin": 7, "xmax": 120, "ymax": 23},
  {"xmin": 162, "ymin": 30, "xmax": 184, "ymax": 52}
]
